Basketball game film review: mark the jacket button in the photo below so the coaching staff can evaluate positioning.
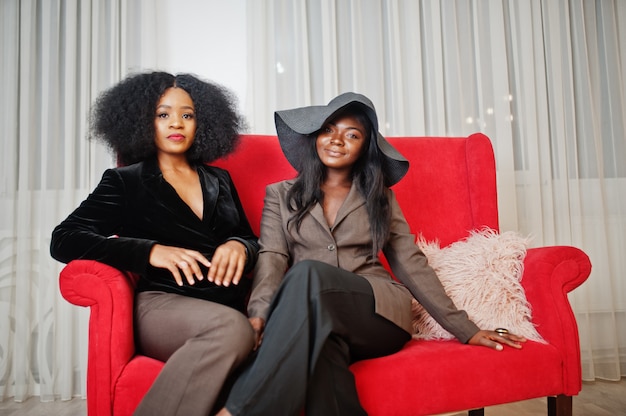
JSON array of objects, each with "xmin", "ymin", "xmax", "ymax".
[{"xmin": 327, "ymin": 244, "xmax": 336, "ymax": 251}]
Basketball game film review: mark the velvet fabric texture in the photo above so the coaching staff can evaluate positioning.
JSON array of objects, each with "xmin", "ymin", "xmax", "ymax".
[
  {"xmin": 58, "ymin": 134, "xmax": 591, "ymax": 416},
  {"xmin": 51, "ymin": 157, "xmax": 258, "ymax": 312}
]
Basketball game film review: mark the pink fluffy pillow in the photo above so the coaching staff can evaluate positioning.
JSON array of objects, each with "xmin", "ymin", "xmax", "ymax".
[{"xmin": 412, "ymin": 228, "xmax": 544, "ymax": 342}]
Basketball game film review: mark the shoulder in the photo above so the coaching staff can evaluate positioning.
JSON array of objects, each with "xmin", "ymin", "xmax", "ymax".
[
  {"xmin": 114, "ymin": 161, "xmax": 144, "ymax": 177},
  {"xmin": 386, "ymin": 187, "xmax": 401, "ymax": 206},
  {"xmin": 111, "ymin": 160, "xmax": 155, "ymax": 187},
  {"xmin": 262, "ymin": 180, "xmax": 296, "ymax": 206},
  {"xmin": 87, "ymin": 162, "xmax": 148, "ymax": 199},
  {"xmin": 266, "ymin": 179, "xmax": 295, "ymax": 194},
  {"xmin": 199, "ymin": 163, "xmax": 230, "ymax": 178},
  {"xmin": 94, "ymin": 162, "xmax": 142, "ymax": 185}
]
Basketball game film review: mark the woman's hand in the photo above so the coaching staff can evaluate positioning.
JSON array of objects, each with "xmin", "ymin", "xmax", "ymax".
[
  {"xmin": 149, "ymin": 244, "xmax": 211, "ymax": 286},
  {"xmin": 468, "ymin": 329, "xmax": 527, "ymax": 351},
  {"xmin": 207, "ymin": 240, "xmax": 248, "ymax": 287},
  {"xmin": 248, "ymin": 317, "xmax": 265, "ymax": 350}
]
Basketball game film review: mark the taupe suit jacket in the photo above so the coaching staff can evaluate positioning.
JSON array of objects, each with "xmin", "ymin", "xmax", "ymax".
[{"xmin": 247, "ymin": 180, "xmax": 480, "ymax": 343}]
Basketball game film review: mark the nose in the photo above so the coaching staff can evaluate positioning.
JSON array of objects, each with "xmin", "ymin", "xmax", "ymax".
[
  {"xmin": 170, "ymin": 115, "xmax": 183, "ymax": 128},
  {"xmin": 329, "ymin": 134, "xmax": 343, "ymax": 145}
]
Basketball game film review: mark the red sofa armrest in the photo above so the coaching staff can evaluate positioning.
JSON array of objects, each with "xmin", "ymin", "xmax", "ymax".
[
  {"xmin": 59, "ymin": 260, "xmax": 137, "ymax": 416},
  {"xmin": 520, "ymin": 246, "xmax": 592, "ymax": 394}
]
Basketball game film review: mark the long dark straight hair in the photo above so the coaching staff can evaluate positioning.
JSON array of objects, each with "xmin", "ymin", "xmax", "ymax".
[{"xmin": 286, "ymin": 105, "xmax": 390, "ymax": 255}]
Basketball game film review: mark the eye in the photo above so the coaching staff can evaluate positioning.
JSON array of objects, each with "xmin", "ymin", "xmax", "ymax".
[
  {"xmin": 183, "ymin": 113, "xmax": 195, "ymax": 120},
  {"xmin": 156, "ymin": 112, "xmax": 168, "ymax": 119}
]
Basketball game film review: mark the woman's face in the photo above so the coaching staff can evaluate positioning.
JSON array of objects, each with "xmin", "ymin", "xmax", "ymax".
[
  {"xmin": 154, "ymin": 87, "xmax": 197, "ymax": 157},
  {"xmin": 316, "ymin": 114, "xmax": 367, "ymax": 173}
]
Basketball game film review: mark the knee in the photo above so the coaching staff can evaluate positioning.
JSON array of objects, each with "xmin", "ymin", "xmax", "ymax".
[
  {"xmin": 289, "ymin": 259, "xmax": 327, "ymax": 275},
  {"xmin": 215, "ymin": 311, "xmax": 256, "ymax": 360},
  {"xmin": 283, "ymin": 260, "xmax": 335, "ymax": 292},
  {"xmin": 285, "ymin": 260, "xmax": 328, "ymax": 284}
]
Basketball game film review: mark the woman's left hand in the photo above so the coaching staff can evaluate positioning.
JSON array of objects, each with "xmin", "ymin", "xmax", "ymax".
[
  {"xmin": 468, "ymin": 329, "xmax": 527, "ymax": 351},
  {"xmin": 207, "ymin": 240, "xmax": 248, "ymax": 287}
]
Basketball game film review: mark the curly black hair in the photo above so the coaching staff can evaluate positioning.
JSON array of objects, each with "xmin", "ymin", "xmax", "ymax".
[{"xmin": 89, "ymin": 71, "xmax": 246, "ymax": 165}]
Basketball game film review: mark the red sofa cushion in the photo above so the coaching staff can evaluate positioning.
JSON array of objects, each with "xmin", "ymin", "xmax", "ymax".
[{"xmin": 352, "ymin": 340, "xmax": 562, "ymax": 416}]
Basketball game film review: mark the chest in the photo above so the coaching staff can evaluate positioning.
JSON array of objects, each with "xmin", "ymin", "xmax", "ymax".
[
  {"xmin": 321, "ymin": 185, "xmax": 351, "ymax": 227},
  {"xmin": 162, "ymin": 170, "xmax": 203, "ymax": 220},
  {"xmin": 284, "ymin": 201, "xmax": 372, "ymax": 249}
]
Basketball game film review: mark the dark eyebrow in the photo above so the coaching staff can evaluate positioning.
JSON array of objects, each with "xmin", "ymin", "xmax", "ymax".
[
  {"xmin": 156, "ymin": 104, "xmax": 195, "ymax": 111},
  {"xmin": 328, "ymin": 121, "xmax": 364, "ymax": 135}
]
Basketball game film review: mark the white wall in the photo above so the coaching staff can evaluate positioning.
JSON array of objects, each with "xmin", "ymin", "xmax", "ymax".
[{"xmin": 154, "ymin": 0, "xmax": 248, "ymax": 111}]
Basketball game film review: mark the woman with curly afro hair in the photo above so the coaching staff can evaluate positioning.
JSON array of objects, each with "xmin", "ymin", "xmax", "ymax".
[
  {"xmin": 90, "ymin": 71, "xmax": 246, "ymax": 166},
  {"xmin": 51, "ymin": 72, "xmax": 259, "ymax": 416}
]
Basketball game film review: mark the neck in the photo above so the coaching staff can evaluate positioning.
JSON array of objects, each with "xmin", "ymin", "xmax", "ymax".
[
  {"xmin": 157, "ymin": 153, "xmax": 192, "ymax": 173},
  {"xmin": 323, "ymin": 169, "xmax": 353, "ymax": 188}
]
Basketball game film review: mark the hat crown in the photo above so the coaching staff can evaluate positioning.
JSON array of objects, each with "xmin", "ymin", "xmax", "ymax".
[{"xmin": 327, "ymin": 93, "xmax": 379, "ymax": 131}]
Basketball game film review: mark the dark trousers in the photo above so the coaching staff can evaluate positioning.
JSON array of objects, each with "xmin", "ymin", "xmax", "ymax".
[
  {"xmin": 133, "ymin": 291, "xmax": 255, "ymax": 416},
  {"xmin": 225, "ymin": 260, "xmax": 411, "ymax": 416}
]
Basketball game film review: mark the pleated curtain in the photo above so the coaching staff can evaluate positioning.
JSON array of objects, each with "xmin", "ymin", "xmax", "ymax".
[
  {"xmin": 245, "ymin": 0, "xmax": 626, "ymax": 382},
  {"xmin": 0, "ymin": 0, "xmax": 623, "ymax": 404},
  {"xmin": 0, "ymin": 0, "xmax": 157, "ymax": 401}
]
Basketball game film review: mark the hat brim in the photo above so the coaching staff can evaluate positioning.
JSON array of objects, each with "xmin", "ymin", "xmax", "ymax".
[{"xmin": 274, "ymin": 92, "xmax": 409, "ymax": 186}]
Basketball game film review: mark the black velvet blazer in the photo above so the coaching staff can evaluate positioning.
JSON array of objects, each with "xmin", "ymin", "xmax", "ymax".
[{"xmin": 50, "ymin": 157, "xmax": 259, "ymax": 312}]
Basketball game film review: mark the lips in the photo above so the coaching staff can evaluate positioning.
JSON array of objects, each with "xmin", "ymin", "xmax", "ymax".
[
  {"xmin": 325, "ymin": 148, "xmax": 345, "ymax": 157},
  {"xmin": 167, "ymin": 134, "xmax": 185, "ymax": 141}
]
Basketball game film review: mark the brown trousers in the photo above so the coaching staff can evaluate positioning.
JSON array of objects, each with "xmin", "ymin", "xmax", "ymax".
[{"xmin": 133, "ymin": 291, "xmax": 255, "ymax": 416}]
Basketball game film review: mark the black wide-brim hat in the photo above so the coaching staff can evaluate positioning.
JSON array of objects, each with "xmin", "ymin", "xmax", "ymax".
[{"xmin": 274, "ymin": 92, "xmax": 409, "ymax": 186}]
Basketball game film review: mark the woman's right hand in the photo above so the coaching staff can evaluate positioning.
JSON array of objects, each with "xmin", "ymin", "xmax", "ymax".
[
  {"xmin": 149, "ymin": 244, "xmax": 212, "ymax": 286},
  {"xmin": 248, "ymin": 317, "xmax": 265, "ymax": 350}
]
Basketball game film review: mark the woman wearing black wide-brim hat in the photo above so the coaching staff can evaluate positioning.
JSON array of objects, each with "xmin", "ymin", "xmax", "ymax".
[{"xmin": 217, "ymin": 92, "xmax": 526, "ymax": 416}]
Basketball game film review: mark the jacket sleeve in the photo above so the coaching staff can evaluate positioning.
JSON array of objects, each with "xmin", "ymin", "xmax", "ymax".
[
  {"xmin": 49, "ymin": 168, "xmax": 156, "ymax": 274},
  {"xmin": 383, "ymin": 190, "xmax": 480, "ymax": 343},
  {"xmin": 246, "ymin": 183, "xmax": 290, "ymax": 320}
]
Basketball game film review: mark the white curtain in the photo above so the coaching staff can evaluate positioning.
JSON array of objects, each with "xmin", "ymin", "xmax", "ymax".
[
  {"xmin": 1, "ymin": 0, "xmax": 623, "ymax": 406},
  {"xmin": 0, "ymin": 0, "xmax": 157, "ymax": 402},
  {"xmin": 245, "ymin": 0, "xmax": 625, "ymax": 381}
]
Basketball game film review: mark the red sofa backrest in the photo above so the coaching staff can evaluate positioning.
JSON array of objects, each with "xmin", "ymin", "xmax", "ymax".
[
  {"xmin": 212, "ymin": 133, "xmax": 498, "ymax": 248},
  {"xmin": 211, "ymin": 135, "xmax": 297, "ymax": 236}
]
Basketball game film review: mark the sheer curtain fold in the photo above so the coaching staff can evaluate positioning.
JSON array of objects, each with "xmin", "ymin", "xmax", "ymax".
[
  {"xmin": 246, "ymin": 0, "xmax": 625, "ymax": 381},
  {"xmin": 1, "ymin": 0, "xmax": 623, "ymax": 405},
  {"xmin": 0, "ymin": 0, "xmax": 157, "ymax": 402}
]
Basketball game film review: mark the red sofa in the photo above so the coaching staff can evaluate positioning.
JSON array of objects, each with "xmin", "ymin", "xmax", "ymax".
[{"xmin": 58, "ymin": 134, "xmax": 591, "ymax": 416}]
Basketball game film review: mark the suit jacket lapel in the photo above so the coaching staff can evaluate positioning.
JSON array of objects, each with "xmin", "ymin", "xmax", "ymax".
[
  {"xmin": 140, "ymin": 158, "xmax": 215, "ymax": 226},
  {"xmin": 140, "ymin": 158, "xmax": 173, "ymax": 205},
  {"xmin": 332, "ymin": 182, "xmax": 365, "ymax": 230},
  {"xmin": 309, "ymin": 203, "xmax": 328, "ymax": 231},
  {"xmin": 198, "ymin": 166, "xmax": 219, "ymax": 223}
]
